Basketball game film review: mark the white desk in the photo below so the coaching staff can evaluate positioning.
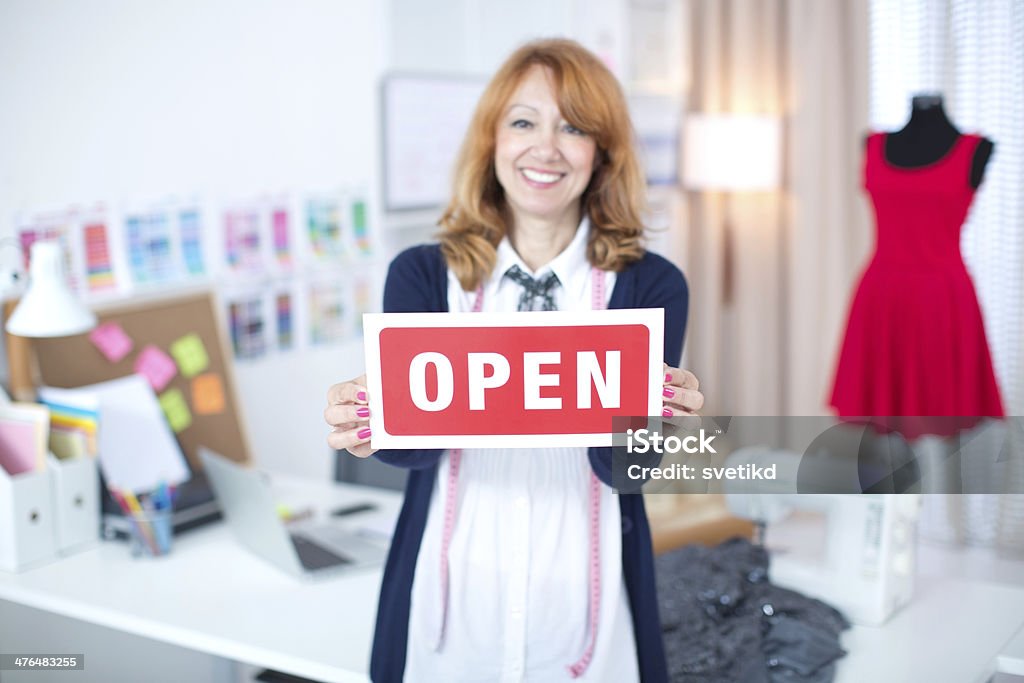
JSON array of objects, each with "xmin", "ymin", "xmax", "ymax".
[
  {"xmin": 0, "ymin": 476, "xmax": 401, "ymax": 683},
  {"xmin": 998, "ymin": 624, "xmax": 1024, "ymax": 677},
  {"xmin": 839, "ymin": 576, "xmax": 1024, "ymax": 683},
  {"xmin": 2, "ymin": 479, "xmax": 1024, "ymax": 683}
]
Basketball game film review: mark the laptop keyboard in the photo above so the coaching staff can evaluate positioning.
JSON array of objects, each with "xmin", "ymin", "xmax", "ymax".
[{"xmin": 290, "ymin": 534, "xmax": 352, "ymax": 570}]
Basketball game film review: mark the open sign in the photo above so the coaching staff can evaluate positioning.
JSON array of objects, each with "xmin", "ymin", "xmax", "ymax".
[{"xmin": 363, "ymin": 310, "xmax": 664, "ymax": 448}]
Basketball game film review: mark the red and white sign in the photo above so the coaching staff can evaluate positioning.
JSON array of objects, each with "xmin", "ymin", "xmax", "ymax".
[{"xmin": 363, "ymin": 310, "xmax": 664, "ymax": 448}]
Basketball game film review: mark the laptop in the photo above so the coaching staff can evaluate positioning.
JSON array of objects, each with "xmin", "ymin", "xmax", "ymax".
[{"xmin": 198, "ymin": 447, "xmax": 385, "ymax": 578}]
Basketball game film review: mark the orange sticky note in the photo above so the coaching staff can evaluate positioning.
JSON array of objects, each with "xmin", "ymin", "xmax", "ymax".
[{"xmin": 192, "ymin": 373, "xmax": 225, "ymax": 415}]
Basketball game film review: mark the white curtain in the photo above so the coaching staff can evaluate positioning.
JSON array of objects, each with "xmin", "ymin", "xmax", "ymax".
[
  {"xmin": 868, "ymin": 0, "xmax": 1024, "ymax": 551},
  {"xmin": 678, "ymin": 0, "xmax": 870, "ymax": 416}
]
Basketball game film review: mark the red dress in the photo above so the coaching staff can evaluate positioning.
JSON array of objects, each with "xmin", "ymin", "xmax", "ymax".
[{"xmin": 829, "ymin": 132, "xmax": 1004, "ymax": 438}]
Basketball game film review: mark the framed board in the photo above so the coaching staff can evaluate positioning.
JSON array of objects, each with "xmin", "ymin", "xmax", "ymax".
[
  {"xmin": 34, "ymin": 289, "xmax": 250, "ymax": 470},
  {"xmin": 382, "ymin": 73, "xmax": 487, "ymax": 211}
]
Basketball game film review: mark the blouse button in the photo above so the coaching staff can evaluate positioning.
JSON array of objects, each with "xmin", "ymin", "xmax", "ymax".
[{"xmin": 621, "ymin": 516, "xmax": 633, "ymax": 535}]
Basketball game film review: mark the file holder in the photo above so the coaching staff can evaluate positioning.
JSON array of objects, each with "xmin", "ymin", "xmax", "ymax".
[
  {"xmin": 0, "ymin": 463, "xmax": 57, "ymax": 572},
  {"xmin": 47, "ymin": 453, "xmax": 100, "ymax": 555}
]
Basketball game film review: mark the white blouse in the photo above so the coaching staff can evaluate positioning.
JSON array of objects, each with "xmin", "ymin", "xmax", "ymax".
[{"xmin": 404, "ymin": 220, "xmax": 638, "ymax": 682}]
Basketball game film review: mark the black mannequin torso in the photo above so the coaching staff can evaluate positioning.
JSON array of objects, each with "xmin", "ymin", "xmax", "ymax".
[{"xmin": 865, "ymin": 95, "xmax": 995, "ymax": 188}]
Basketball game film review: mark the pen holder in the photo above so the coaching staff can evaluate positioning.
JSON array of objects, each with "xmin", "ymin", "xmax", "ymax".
[{"xmin": 128, "ymin": 509, "xmax": 174, "ymax": 558}]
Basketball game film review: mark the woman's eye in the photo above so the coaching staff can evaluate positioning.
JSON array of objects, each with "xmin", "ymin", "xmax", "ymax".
[
  {"xmin": 511, "ymin": 119, "xmax": 533, "ymax": 129},
  {"xmin": 563, "ymin": 123, "xmax": 586, "ymax": 136}
]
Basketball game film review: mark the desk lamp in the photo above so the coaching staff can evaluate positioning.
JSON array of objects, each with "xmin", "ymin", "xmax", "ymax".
[{"xmin": 4, "ymin": 241, "xmax": 96, "ymax": 399}]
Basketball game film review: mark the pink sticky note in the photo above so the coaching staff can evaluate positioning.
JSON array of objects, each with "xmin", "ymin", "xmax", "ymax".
[
  {"xmin": 133, "ymin": 345, "xmax": 178, "ymax": 392},
  {"xmin": 89, "ymin": 322, "xmax": 134, "ymax": 363}
]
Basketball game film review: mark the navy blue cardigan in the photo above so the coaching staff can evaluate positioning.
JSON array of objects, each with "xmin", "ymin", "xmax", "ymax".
[{"xmin": 369, "ymin": 244, "xmax": 688, "ymax": 682}]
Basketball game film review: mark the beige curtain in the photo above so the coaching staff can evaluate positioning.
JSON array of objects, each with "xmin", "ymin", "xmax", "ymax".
[{"xmin": 677, "ymin": 0, "xmax": 870, "ymax": 418}]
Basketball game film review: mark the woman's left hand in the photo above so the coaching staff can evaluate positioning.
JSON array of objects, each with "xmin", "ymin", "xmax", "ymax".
[{"xmin": 661, "ymin": 364, "xmax": 703, "ymax": 416}]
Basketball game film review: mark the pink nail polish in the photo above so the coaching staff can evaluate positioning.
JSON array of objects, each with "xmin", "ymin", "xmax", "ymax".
[
  {"xmin": 665, "ymin": 372, "xmax": 673, "ymax": 383},
  {"xmin": 662, "ymin": 408, "xmax": 673, "ymax": 417},
  {"xmin": 357, "ymin": 428, "xmax": 372, "ymax": 440},
  {"xmin": 357, "ymin": 391, "xmax": 367, "ymax": 402},
  {"xmin": 663, "ymin": 387, "xmax": 675, "ymax": 399},
  {"xmin": 356, "ymin": 407, "xmax": 370, "ymax": 418}
]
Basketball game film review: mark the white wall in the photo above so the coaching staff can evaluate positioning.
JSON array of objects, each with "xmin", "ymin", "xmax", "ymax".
[
  {"xmin": 389, "ymin": 0, "xmax": 626, "ymax": 78},
  {"xmin": 0, "ymin": 0, "xmax": 387, "ymax": 479}
]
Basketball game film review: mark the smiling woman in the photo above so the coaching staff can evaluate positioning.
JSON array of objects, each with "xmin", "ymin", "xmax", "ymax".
[
  {"xmin": 325, "ymin": 38, "xmax": 702, "ymax": 683},
  {"xmin": 439, "ymin": 38, "xmax": 647, "ymax": 290}
]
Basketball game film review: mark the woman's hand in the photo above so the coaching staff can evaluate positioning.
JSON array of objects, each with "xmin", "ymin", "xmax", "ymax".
[
  {"xmin": 661, "ymin": 364, "xmax": 704, "ymax": 416},
  {"xmin": 324, "ymin": 375, "xmax": 376, "ymax": 458}
]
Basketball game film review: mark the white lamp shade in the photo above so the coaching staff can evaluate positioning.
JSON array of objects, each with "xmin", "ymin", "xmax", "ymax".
[
  {"xmin": 6, "ymin": 241, "xmax": 97, "ymax": 337},
  {"xmin": 682, "ymin": 114, "xmax": 781, "ymax": 191}
]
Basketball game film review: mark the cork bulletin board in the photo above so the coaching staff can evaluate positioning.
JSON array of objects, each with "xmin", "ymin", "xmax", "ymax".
[{"xmin": 34, "ymin": 290, "xmax": 250, "ymax": 469}]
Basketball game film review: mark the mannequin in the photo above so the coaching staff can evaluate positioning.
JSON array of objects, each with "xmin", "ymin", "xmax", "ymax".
[
  {"xmin": 866, "ymin": 94, "xmax": 995, "ymax": 188},
  {"xmin": 837, "ymin": 92, "xmax": 1006, "ymax": 446}
]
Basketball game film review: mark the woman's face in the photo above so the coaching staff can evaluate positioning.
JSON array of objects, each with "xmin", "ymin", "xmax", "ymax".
[{"xmin": 494, "ymin": 65, "xmax": 597, "ymax": 229}]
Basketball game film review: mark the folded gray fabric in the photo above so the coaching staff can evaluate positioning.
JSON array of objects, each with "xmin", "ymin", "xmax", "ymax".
[{"xmin": 656, "ymin": 537, "xmax": 849, "ymax": 682}]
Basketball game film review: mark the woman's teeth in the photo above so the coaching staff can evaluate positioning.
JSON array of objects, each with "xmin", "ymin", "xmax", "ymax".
[{"xmin": 522, "ymin": 169, "xmax": 562, "ymax": 183}]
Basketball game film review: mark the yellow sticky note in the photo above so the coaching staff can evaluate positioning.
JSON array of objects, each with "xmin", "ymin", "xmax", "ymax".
[
  {"xmin": 192, "ymin": 373, "xmax": 225, "ymax": 415},
  {"xmin": 170, "ymin": 333, "xmax": 210, "ymax": 378},
  {"xmin": 158, "ymin": 388, "xmax": 193, "ymax": 433}
]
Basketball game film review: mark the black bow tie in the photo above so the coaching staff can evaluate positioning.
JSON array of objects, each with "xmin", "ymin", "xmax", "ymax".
[{"xmin": 504, "ymin": 265, "xmax": 560, "ymax": 311}]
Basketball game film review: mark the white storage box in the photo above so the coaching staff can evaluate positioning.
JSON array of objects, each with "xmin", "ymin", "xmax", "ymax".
[
  {"xmin": 0, "ymin": 463, "xmax": 57, "ymax": 572},
  {"xmin": 47, "ymin": 453, "xmax": 99, "ymax": 554}
]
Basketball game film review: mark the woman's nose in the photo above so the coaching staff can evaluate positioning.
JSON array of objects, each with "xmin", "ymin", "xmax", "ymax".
[{"xmin": 530, "ymin": 126, "xmax": 561, "ymax": 161}]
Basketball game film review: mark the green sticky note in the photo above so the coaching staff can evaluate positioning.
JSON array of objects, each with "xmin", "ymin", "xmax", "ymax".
[
  {"xmin": 159, "ymin": 388, "xmax": 193, "ymax": 433},
  {"xmin": 170, "ymin": 333, "xmax": 209, "ymax": 378}
]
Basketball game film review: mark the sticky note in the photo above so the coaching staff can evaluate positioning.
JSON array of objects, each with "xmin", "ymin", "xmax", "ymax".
[
  {"xmin": 158, "ymin": 388, "xmax": 192, "ymax": 433},
  {"xmin": 192, "ymin": 373, "xmax": 225, "ymax": 415},
  {"xmin": 134, "ymin": 345, "xmax": 177, "ymax": 392},
  {"xmin": 89, "ymin": 322, "xmax": 134, "ymax": 363},
  {"xmin": 170, "ymin": 333, "xmax": 209, "ymax": 378}
]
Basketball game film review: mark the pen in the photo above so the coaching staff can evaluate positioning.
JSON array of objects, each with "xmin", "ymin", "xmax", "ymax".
[
  {"xmin": 110, "ymin": 488, "xmax": 154, "ymax": 554},
  {"xmin": 123, "ymin": 489, "xmax": 159, "ymax": 554},
  {"xmin": 156, "ymin": 489, "xmax": 172, "ymax": 554},
  {"xmin": 330, "ymin": 502, "xmax": 378, "ymax": 517}
]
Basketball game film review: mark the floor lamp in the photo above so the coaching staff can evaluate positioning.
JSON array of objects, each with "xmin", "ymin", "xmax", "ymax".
[{"xmin": 682, "ymin": 114, "xmax": 781, "ymax": 304}]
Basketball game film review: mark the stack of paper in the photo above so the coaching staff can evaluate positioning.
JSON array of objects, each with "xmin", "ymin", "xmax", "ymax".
[
  {"xmin": 0, "ymin": 402, "xmax": 49, "ymax": 476},
  {"xmin": 38, "ymin": 388, "xmax": 99, "ymax": 460},
  {"xmin": 40, "ymin": 375, "xmax": 191, "ymax": 494}
]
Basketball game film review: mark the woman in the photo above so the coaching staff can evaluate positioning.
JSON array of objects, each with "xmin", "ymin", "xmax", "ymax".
[{"xmin": 325, "ymin": 39, "xmax": 702, "ymax": 682}]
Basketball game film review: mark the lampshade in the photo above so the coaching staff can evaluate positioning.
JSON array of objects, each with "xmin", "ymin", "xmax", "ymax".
[
  {"xmin": 682, "ymin": 114, "xmax": 781, "ymax": 191},
  {"xmin": 6, "ymin": 241, "xmax": 97, "ymax": 337}
]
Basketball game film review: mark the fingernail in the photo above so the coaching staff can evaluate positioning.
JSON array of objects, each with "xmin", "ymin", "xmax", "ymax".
[
  {"xmin": 662, "ymin": 408, "xmax": 673, "ymax": 417},
  {"xmin": 665, "ymin": 373, "xmax": 673, "ymax": 383},
  {"xmin": 357, "ymin": 391, "xmax": 367, "ymax": 402},
  {"xmin": 356, "ymin": 407, "xmax": 370, "ymax": 418},
  {"xmin": 662, "ymin": 387, "xmax": 675, "ymax": 399},
  {"xmin": 357, "ymin": 428, "xmax": 372, "ymax": 440}
]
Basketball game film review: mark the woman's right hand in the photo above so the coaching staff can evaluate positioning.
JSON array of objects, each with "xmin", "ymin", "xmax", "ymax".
[{"xmin": 324, "ymin": 374, "xmax": 376, "ymax": 458}]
